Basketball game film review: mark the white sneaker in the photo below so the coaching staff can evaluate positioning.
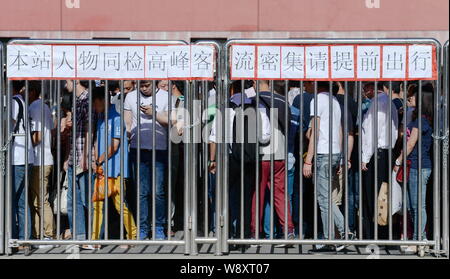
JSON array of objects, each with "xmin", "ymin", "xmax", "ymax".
[
  {"xmin": 80, "ymin": 245, "xmax": 96, "ymax": 250},
  {"xmin": 403, "ymin": 246, "xmax": 417, "ymax": 254},
  {"xmin": 37, "ymin": 237, "xmax": 55, "ymax": 249}
]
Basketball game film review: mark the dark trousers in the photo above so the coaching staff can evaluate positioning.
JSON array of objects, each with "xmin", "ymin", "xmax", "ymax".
[
  {"xmin": 229, "ymin": 158, "xmax": 255, "ymax": 239},
  {"xmin": 362, "ymin": 149, "xmax": 390, "ymax": 240}
]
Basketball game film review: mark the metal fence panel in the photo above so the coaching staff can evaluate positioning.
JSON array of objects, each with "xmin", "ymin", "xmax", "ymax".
[
  {"xmin": 0, "ymin": 42, "xmax": 5, "ymax": 255},
  {"xmin": 443, "ymin": 40, "xmax": 449, "ymax": 257},
  {"xmin": 222, "ymin": 38, "xmax": 444, "ymax": 257}
]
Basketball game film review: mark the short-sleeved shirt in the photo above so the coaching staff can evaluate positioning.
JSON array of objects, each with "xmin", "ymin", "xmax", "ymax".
[
  {"xmin": 310, "ymin": 92, "xmax": 342, "ymax": 154},
  {"xmin": 123, "ymin": 89, "xmax": 169, "ymax": 150},
  {"xmin": 407, "ymin": 116, "xmax": 432, "ymax": 169},
  {"xmin": 29, "ymin": 99, "xmax": 54, "ymax": 166},
  {"xmin": 96, "ymin": 105, "xmax": 129, "ymax": 178}
]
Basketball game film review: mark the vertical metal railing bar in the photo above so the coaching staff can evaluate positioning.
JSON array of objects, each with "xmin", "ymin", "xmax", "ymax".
[
  {"xmin": 167, "ymin": 80, "xmax": 173, "ymax": 241},
  {"xmin": 388, "ymin": 81, "xmax": 393, "ymax": 241},
  {"xmin": 119, "ymin": 80, "xmax": 125, "ymax": 240},
  {"xmin": 299, "ymin": 80, "xmax": 304, "ymax": 240},
  {"xmin": 313, "ymin": 81, "xmax": 318, "ymax": 240},
  {"xmin": 284, "ymin": 80, "xmax": 289, "ymax": 239},
  {"xmin": 328, "ymin": 81, "xmax": 333, "ymax": 240},
  {"xmin": 184, "ymin": 80, "xmax": 191, "ymax": 255},
  {"xmin": 0, "ymin": 45, "xmax": 4, "ymax": 254},
  {"xmin": 88, "ymin": 81, "xmax": 93, "ymax": 240},
  {"xmin": 402, "ymin": 81, "xmax": 408, "ymax": 240},
  {"xmin": 56, "ymin": 81, "xmax": 61, "ymax": 240},
  {"xmin": 344, "ymin": 81, "xmax": 349, "ymax": 239},
  {"xmin": 358, "ymin": 81, "xmax": 363, "ymax": 239},
  {"xmin": 71, "ymin": 80, "xmax": 77, "ymax": 239},
  {"xmin": 255, "ymin": 81, "xmax": 261, "ymax": 240},
  {"xmin": 443, "ymin": 41, "xmax": 449, "ymax": 256},
  {"xmin": 418, "ymin": 80, "xmax": 423, "ymax": 242},
  {"xmin": 190, "ymin": 80, "xmax": 199, "ymax": 255},
  {"xmin": 373, "ymin": 80, "xmax": 378, "ymax": 240},
  {"xmin": 104, "ymin": 81, "xmax": 109, "ymax": 240},
  {"xmin": 6, "ymin": 80, "xmax": 12, "ymax": 254},
  {"xmin": 240, "ymin": 79, "xmax": 245, "ymax": 239},
  {"xmin": 40, "ymin": 81, "xmax": 45, "ymax": 240},
  {"xmin": 215, "ymin": 64, "xmax": 223, "ymax": 255},
  {"xmin": 151, "ymin": 80, "xmax": 157, "ymax": 241},
  {"xmin": 203, "ymin": 81, "xmax": 209, "ymax": 237},
  {"xmin": 136, "ymin": 80, "xmax": 141, "ymax": 240},
  {"xmin": 269, "ymin": 80, "xmax": 275, "ymax": 240},
  {"xmin": 24, "ymin": 81, "xmax": 30, "ymax": 242}
]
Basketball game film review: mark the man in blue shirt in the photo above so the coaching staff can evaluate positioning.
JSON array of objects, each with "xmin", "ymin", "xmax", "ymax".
[{"xmin": 91, "ymin": 87, "xmax": 136, "ymax": 242}]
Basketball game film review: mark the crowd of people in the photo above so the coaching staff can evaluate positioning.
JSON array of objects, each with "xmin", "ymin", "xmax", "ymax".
[{"xmin": 9, "ymin": 77, "xmax": 436, "ymax": 254}]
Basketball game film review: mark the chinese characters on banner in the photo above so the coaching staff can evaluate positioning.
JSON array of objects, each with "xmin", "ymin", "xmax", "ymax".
[
  {"xmin": 7, "ymin": 44, "xmax": 216, "ymax": 80},
  {"xmin": 229, "ymin": 44, "xmax": 437, "ymax": 81}
]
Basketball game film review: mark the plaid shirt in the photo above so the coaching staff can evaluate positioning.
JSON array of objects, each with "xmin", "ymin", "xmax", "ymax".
[{"xmin": 68, "ymin": 90, "xmax": 95, "ymax": 167}]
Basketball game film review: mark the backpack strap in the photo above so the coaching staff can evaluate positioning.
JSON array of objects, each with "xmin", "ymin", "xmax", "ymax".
[{"xmin": 12, "ymin": 96, "xmax": 26, "ymax": 139}]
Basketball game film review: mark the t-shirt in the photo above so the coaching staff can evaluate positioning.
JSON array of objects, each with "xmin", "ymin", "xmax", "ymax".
[
  {"xmin": 335, "ymin": 94, "xmax": 357, "ymax": 134},
  {"xmin": 392, "ymin": 98, "xmax": 404, "ymax": 123},
  {"xmin": 310, "ymin": 92, "xmax": 342, "ymax": 154},
  {"xmin": 123, "ymin": 89, "xmax": 169, "ymax": 150},
  {"xmin": 407, "ymin": 116, "xmax": 432, "ymax": 169},
  {"xmin": 96, "ymin": 105, "xmax": 129, "ymax": 178},
  {"xmin": 29, "ymin": 99, "xmax": 54, "ymax": 166},
  {"xmin": 11, "ymin": 95, "xmax": 34, "ymax": 166}
]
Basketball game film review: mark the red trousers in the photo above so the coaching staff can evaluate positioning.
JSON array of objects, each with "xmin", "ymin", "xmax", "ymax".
[{"xmin": 251, "ymin": 160, "xmax": 294, "ymax": 235}]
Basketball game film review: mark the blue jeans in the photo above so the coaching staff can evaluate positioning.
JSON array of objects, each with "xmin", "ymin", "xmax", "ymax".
[
  {"xmin": 347, "ymin": 168, "xmax": 359, "ymax": 233},
  {"xmin": 130, "ymin": 149, "xmax": 167, "ymax": 237},
  {"xmin": 263, "ymin": 166, "xmax": 294, "ymax": 238},
  {"xmin": 408, "ymin": 168, "xmax": 432, "ymax": 240},
  {"xmin": 316, "ymin": 154, "xmax": 345, "ymax": 239},
  {"xmin": 12, "ymin": 165, "xmax": 32, "ymax": 240},
  {"xmin": 67, "ymin": 167, "xmax": 90, "ymax": 240}
]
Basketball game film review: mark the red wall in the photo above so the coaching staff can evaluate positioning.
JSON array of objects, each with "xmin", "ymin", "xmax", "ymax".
[{"xmin": 0, "ymin": 0, "xmax": 448, "ymax": 32}]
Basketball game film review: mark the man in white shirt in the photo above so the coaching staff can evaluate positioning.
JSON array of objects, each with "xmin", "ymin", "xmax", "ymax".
[
  {"xmin": 28, "ymin": 81, "xmax": 55, "ymax": 241},
  {"xmin": 361, "ymin": 81, "xmax": 398, "ymax": 240},
  {"xmin": 303, "ymin": 81, "xmax": 345, "ymax": 251},
  {"xmin": 124, "ymin": 80, "xmax": 169, "ymax": 240},
  {"xmin": 11, "ymin": 80, "xmax": 34, "ymax": 240}
]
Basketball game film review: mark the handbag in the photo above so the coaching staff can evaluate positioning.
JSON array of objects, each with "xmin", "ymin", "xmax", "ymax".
[
  {"xmin": 377, "ymin": 182, "xmax": 389, "ymax": 226},
  {"xmin": 92, "ymin": 167, "xmax": 119, "ymax": 202},
  {"xmin": 396, "ymin": 160, "xmax": 411, "ymax": 183}
]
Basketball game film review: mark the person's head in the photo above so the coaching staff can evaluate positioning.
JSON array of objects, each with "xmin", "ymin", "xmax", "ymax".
[
  {"xmin": 258, "ymin": 80, "xmax": 270, "ymax": 91},
  {"xmin": 157, "ymin": 80, "xmax": 169, "ymax": 91},
  {"xmin": 12, "ymin": 80, "xmax": 25, "ymax": 95},
  {"xmin": 304, "ymin": 81, "xmax": 315, "ymax": 94},
  {"xmin": 316, "ymin": 81, "xmax": 331, "ymax": 93},
  {"xmin": 381, "ymin": 81, "xmax": 403, "ymax": 97},
  {"xmin": 363, "ymin": 82, "xmax": 375, "ymax": 99},
  {"xmin": 60, "ymin": 88, "xmax": 72, "ymax": 113},
  {"xmin": 108, "ymin": 81, "xmax": 120, "ymax": 96},
  {"xmin": 140, "ymin": 81, "xmax": 152, "ymax": 96},
  {"xmin": 123, "ymin": 80, "xmax": 136, "ymax": 94},
  {"xmin": 92, "ymin": 87, "xmax": 109, "ymax": 114},
  {"xmin": 288, "ymin": 81, "xmax": 300, "ymax": 90},
  {"xmin": 28, "ymin": 81, "xmax": 42, "ymax": 103},
  {"xmin": 411, "ymin": 91, "xmax": 433, "ymax": 122},
  {"xmin": 274, "ymin": 80, "xmax": 286, "ymax": 95},
  {"xmin": 172, "ymin": 81, "xmax": 185, "ymax": 96},
  {"xmin": 78, "ymin": 80, "xmax": 89, "ymax": 91}
]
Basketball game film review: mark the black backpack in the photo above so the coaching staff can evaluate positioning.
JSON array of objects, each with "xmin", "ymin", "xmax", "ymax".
[{"xmin": 230, "ymin": 99, "xmax": 264, "ymax": 164}]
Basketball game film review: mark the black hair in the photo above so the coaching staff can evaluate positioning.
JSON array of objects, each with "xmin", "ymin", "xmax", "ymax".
[
  {"xmin": 244, "ymin": 80, "xmax": 254, "ymax": 90},
  {"xmin": 108, "ymin": 81, "xmax": 120, "ymax": 93},
  {"xmin": 60, "ymin": 89, "xmax": 72, "ymax": 112},
  {"xmin": 274, "ymin": 80, "xmax": 286, "ymax": 95},
  {"xmin": 92, "ymin": 86, "xmax": 109, "ymax": 105},
  {"xmin": 412, "ymin": 91, "xmax": 433, "ymax": 123},
  {"xmin": 380, "ymin": 81, "xmax": 403, "ymax": 94},
  {"xmin": 12, "ymin": 80, "xmax": 25, "ymax": 93},
  {"xmin": 231, "ymin": 80, "xmax": 243, "ymax": 94},
  {"xmin": 288, "ymin": 81, "xmax": 300, "ymax": 88},
  {"xmin": 79, "ymin": 80, "xmax": 89, "ymax": 89},
  {"xmin": 172, "ymin": 81, "xmax": 185, "ymax": 95},
  {"xmin": 28, "ymin": 81, "xmax": 42, "ymax": 96}
]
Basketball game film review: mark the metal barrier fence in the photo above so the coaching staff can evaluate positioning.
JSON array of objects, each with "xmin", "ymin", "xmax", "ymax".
[
  {"xmin": 0, "ymin": 38, "xmax": 448, "ymax": 257},
  {"xmin": 443, "ymin": 40, "xmax": 449, "ymax": 256},
  {"xmin": 221, "ymin": 38, "xmax": 447, "ymax": 257},
  {"xmin": 0, "ymin": 43, "xmax": 5, "ymax": 255}
]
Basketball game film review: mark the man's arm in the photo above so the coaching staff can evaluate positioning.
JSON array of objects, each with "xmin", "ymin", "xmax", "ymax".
[
  {"xmin": 124, "ymin": 110, "xmax": 133, "ymax": 134},
  {"xmin": 303, "ymin": 116, "xmax": 319, "ymax": 178},
  {"xmin": 97, "ymin": 138, "xmax": 120, "ymax": 165}
]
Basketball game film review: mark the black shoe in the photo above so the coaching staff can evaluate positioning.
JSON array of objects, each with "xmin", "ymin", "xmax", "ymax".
[{"xmin": 309, "ymin": 245, "xmax": 336, "ymax": 253}]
